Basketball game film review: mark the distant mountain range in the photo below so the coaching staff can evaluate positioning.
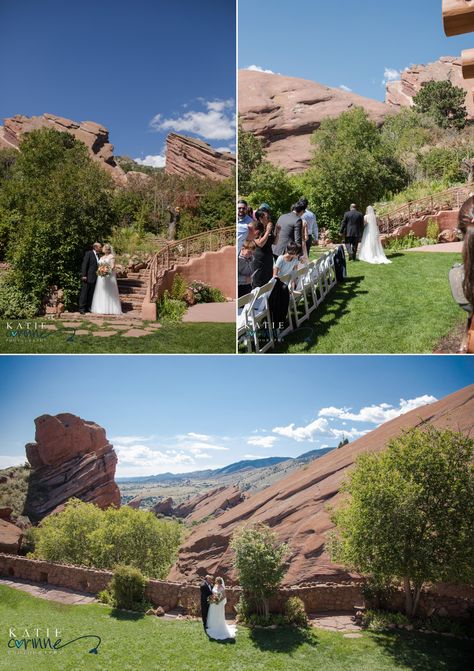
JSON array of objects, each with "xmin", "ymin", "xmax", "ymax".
[{"xmin": 116, "ymin": 448, "xmax": 336, "ymax": 484}]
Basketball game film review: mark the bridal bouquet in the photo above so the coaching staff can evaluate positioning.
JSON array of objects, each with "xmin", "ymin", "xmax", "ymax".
[
  {"xmin": 97, "ymin": 263, "xmax": 112, "ymax": 278},
  {"xmin": 208, "ymin": 593, "xmax": 223, "ymax": 605}
]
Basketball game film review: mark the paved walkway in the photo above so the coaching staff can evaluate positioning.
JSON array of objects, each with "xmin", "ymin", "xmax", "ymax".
[
  {"xmin": 407, "ymin": 242, "xmax": 463, "ymax": 253},
  {"xmin": 309, "ymin": 612, "xmax": 362, "ymax": 633},
  {"xmin": 44, "ymin": 313, "xmax": 163, "ymax": 338},
  {"xmin": 182, "ymin": 301, "xmax": 236, "ymax": 323},
  {"xmin": 0, "ymin": 577, "xmax": 97, "ymax": 605}
]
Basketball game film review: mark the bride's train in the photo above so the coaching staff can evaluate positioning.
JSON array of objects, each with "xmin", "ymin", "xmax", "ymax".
[{"xmin": 358, "ymin": 206, "xmax": 392, "ymax": 265}]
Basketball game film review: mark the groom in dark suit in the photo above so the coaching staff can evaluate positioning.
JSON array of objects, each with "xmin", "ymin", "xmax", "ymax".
[
  {"xmin": 340, "ymin": 204, "xmax": 364, "ymax": 261},
  {"xmin": 200, "ymin": 574, "xmax": 214, "ymax": 632},
  {"xmin": 79, "ymin": 242, "xmax": 102, "ymax": 313}
]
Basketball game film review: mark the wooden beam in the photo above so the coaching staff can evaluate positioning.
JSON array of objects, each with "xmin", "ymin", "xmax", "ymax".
[
  {"xmin": 443, "ymin": 0, "xmax": 474, "ymax": 36},
  {"xmin": 462, "ymin": 48, "xmax": 474, "ymax": 78}
]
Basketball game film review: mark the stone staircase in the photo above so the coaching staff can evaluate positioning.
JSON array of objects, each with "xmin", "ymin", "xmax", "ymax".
[{"xmin": 117, "ymin": 268, "xmax": 150, "ymax": 316}]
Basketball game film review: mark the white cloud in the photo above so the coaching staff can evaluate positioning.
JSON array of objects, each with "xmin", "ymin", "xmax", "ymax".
[
  {"xmin": 272, "ymin": 417, "xmax": 330, "ymax": 442},
  {"xmin": 272, "ymin": 415, "xmax": 369, "ymax": 443},
  {"xmin": 319, "ymin": 395, "xmax": 437, "ymax": 425},
  {"xmin": 187, "ymin": 432, "xmax": 211, "ymax": 441},
  {"xmin": 246, "ymin": 64, "xmax": 275, "ymax": 74},
  {"xmin": 134, "ymin": 154, "xmax": 166, "ymax": 168},
  {"xmin": 150, "ymin": 98, "xmax": 235, "ymax": 141},
  {"xmin": 111, "ymin": 435, "xmax": 154, "ymax": 445},
  {"xmin": 340, "ymin": 84, "xmax": 352, "ymax": 92},
  {"xmin": 216, "ymin": 146, "xmax": 232, "ymax": 153},
  {"xmin": 243, "ymin": 454, "xmax": 263, "ymax": 460},
  {"xmin": 0, "ymin": 455, "xmax": 25, "ymax": 469},
  {"xmin": 247, "ymin": 436, "xmax": 278, "ymax": 449},
  {"xmin": 382, "ymin": 67, "xmax": 401, "ymax": 85}
]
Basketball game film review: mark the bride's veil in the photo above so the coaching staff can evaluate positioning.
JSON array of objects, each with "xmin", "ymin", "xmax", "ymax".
[{"xmin": 365, "ymin": 205, "xmax": 377, "ymax": 225}]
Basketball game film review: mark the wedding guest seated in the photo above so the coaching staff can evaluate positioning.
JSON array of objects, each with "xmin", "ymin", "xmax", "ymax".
[
  {"xmin": 273, "ymin": 241, "xmax": 301, "ymax": 286},
  {"xmin": 238, "ymin": 240, "xmax": 256, "ymax": 297}
]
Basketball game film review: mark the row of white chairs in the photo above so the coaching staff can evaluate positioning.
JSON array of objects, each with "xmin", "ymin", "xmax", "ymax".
[{"xmin": 238, "ymin": 250, "xmax": 338, "ymax": 353}]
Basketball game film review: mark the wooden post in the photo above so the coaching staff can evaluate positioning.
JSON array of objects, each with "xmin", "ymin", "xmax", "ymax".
[
  {"xmin": 462, "ymin": 48, "xmax": 474, "ymax": 78},
  {"xmin": 443, "ymin": 0, "xmax": 474, "ymax": 37}
]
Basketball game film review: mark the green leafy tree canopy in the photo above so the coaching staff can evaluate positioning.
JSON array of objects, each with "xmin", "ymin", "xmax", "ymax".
[
  {"xmin": 329, "ymin": 426, "xmax": 474, "ymax": 616},
  {"xmin": 413, "ymin": 80, "xmax": 468, "ymax": 130}
]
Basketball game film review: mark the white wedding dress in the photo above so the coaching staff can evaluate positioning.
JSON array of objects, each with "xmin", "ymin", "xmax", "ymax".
[
  {"xmin": 206, "ymin": 586, "xmax": 236, "ymax": 640},
  {"xmin": 358, "ymin": 206, "xmax": 392, "ymax": 264},
  {"xmin": 90, "ymin": 254, "xmax": 123, "ymax": 314}
]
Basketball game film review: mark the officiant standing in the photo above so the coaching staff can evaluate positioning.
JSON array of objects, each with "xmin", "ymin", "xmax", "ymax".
[{"xmin": 340, "ymin": 204, "xmax": 364, "ymax": 261}]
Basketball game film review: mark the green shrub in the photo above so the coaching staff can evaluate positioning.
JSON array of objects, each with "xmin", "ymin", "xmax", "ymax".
[
  {"xmin": 107, "ymin": 565, "xmax": 148, "ymax": 611},
  {"xmin": 188, "ymin": 281, "xmax": 225, "ymax": 304},
  {"xmin": 0, "ymin": 272, "xmax": 39, "ymax": 318},
  {"xmin": 156, "ymin": 290, "xmax": 187, "ymax": 322},
  {"xmin": 426, "ymin": 218, "xmax": 439, "ymax": 241},
  {"xmin": 284, "ymin": 596, "xmax": 308, "ymax": 628},
  {"xmin": 170, "ymin": 273, "xmax": 188, "ymax": 301},
  {"xmin": 362, "ymin": 609, "xmax": 410, "ymax": 631},
  {"xmin": 31, "ymin": 499, "xmax": 182, "ymax": 578}
]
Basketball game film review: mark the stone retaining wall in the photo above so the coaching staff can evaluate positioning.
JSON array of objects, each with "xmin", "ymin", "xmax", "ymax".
[{"xmin": 1, "ymin": 553, "xmax": 472, "ymax": 617}]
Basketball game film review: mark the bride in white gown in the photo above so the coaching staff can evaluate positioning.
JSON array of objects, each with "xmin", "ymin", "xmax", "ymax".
[
  {"xmin": 206, "ymin": 577, "xmax": 236, "ymax": 640},
  {"xmin": 358, "ymin": 206, "xmax": 392, "ymax": 264},
  {"xmin": 90, "ymin": 244, "xmax": 123, "ymax": 314}
]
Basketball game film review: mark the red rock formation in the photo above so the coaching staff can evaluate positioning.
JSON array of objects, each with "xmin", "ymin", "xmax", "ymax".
[
  {"xmin": 127, "ymin": 496, "xmax": 143, "ymax": 510},
  {"xmin": 152, "ymin": 497, "xmax": 174, "ymax": 516},
  {"xmin": 24, "ymin": 413, "xmax": 121, "ymax": 523},
  {"xmin": 165, "ymin": 133, "xmax": 235, "ymax": 181},
  {"xmin": 238, "ymin": 69, "xmax": 390, "ymax": 173},
  {"xmin": 174, "ymin": 485, "xmax": 244, "ymax": 523},
  {"xmin": 0, "ymin": 113, "xmax": 127, "ymax": 184},
  {"xmin": 385, "ymin": 56, "xmax": 474, "ymax": 119},
  {"xmin": 168, "ymin": 385, "xmax": 474, "ymax": 586},
  {"xmin": 0, "ymin": 519, "xmax": 22, "ymax": 554}
]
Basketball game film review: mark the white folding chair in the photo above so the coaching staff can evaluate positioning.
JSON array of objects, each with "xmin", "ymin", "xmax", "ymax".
[
  {"xmin": 248, "ymin": 279, "xmax": 276, "ymax": 353},
  {"xmin": 237, "ymin": 291, "xmax": 255, "ymax": 353},
  {"xmin": 301, "ymin": 262, "xmax": 318, "ymax": 316},
  {"xmin": 289, "ymin": 266, "xmax": 311, "ymax": 328},
  {"xmin": 310, "ymin": 258, "xmax": 325, "ymax": 307},
  {"xmin": 326, "ymin": 250, "xmax": 337, "ymax": 290}
]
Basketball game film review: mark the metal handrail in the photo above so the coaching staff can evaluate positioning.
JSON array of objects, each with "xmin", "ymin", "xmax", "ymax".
[
  {"xmin": 378, "ymin": 185, "xmax": 470, "ymax": 234},
  {"xmin": 146, "ymin": 226, "xmax": 235, "ymax": 301}
]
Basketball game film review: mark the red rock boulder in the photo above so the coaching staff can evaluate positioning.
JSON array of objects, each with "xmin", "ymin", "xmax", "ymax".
[
  {"xmin": 24, "ymin": 413, "xmax": 121, "ymax": 523},
  {"xmin": 165, "ymin": 133, "xmax": 235, "ymax": 181}
]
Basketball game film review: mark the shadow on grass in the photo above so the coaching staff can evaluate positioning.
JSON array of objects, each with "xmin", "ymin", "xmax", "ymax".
[
  {"xmin": 109, "ymin": 608, "xmax": 146, "ymax": 621},
  {"xmin": 370, "ymin": 630, "xmax": 474, "ymax": 671},
  {"xmin": 207, "ymin": 636, "xmax": 237, "ymax": 645},
  {"xmin": 248, "ymin": 626, "xmax": 317, "ymax": 653},
  {"xmin": 274, "ymin": 275, "xmax": 365, "ymax": 353}
]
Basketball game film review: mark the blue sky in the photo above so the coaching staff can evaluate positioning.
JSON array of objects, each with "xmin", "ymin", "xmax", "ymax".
[
  {"xmin": 0, "ymin": 0, "xmax": 236, "ymax": 167},
  {"xmin": 239, "ymin": 0, "xmax": 474, "ymax": 101},
  {"xmin": 0, "ymin": 356, "xmax": 472, "ymax": 477}
]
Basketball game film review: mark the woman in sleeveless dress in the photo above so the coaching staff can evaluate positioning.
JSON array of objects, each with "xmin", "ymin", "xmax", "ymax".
[
  {"xmin": 358, "ymin": 206, "xmax": 391, "ymax": 264},
  {"xmin": 90, "ymin": 244, "xmax": 123, "ymax": 314},
  {"xmin": 206, "ymin": 577, "xmax": 236, "ymax": 640}
]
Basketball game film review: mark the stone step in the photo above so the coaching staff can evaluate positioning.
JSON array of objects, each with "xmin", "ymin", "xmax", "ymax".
[{"xmin": 118, "ymin": 286, "xmax": 147, "ymax": 295}]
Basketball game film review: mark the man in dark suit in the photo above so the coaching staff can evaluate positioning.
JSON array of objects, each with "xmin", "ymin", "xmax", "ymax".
[
  {"xmin": 79, "ymin": 242, "xmax": 102, "ymax": 313},
  {"xmin": 273, "ymin": 202, "xmax": 304, "ymax": 257},
  {"xmin": 340, "ymin": 204, "xmax": 364, "ymax": 261},
  {"xmin": 200, "ymin": 574, "xmax": 214, "ymax": 631}
]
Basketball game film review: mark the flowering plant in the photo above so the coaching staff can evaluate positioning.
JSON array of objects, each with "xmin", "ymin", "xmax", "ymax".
[{"xmin": 97, "ymin": 263, "xmax": 112, "ymax": 278}]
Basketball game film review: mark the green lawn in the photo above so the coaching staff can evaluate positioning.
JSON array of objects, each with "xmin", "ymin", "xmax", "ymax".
[
  {"xmin": 274, "ymin": 251, "xmax": 465, "ymax": 353},
  {"xmin": 0, "ymin": 585, "xmax": 472, "ymax": 671},
  {"xmin": 0, "ymin": 321, "xmax": 235, "ymax": 354}
]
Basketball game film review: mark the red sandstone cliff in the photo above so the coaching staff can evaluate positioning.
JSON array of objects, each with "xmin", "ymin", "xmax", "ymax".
[
  {"xmin": 165, "ymin": 133, "xmax": 235, "ymax": 181},
  {"xmin": 238, "ymin": 69, "xmax": 390, "ymax": 173},
  {"xmin": 168, "ymin": 385, "xmax": 474, "ymax": 586},
  {"xmin": 0, "ymin": 113, "xmax": 127, "ymax": 184},
  {"xmin": 25, "ymin": 413, "xmax": 121, "ymax": 522},
  {"xmin": 385, "ymin": 56, "xmax": 474, "ymax": 119}
]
